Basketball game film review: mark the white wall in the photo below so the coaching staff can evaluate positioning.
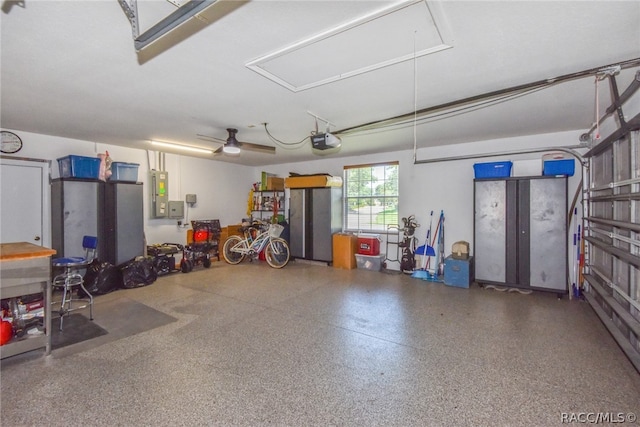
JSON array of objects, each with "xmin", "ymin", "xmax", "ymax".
[
  {"xmin": 260, "ymin": 130, "xmax": 586, "ymax": 270},
  {"xmin": 3, "ymin": 128, "xmax": 586, "ymax": 272},
  {"xmin": 1, "ymin": 129, "xmax": 256, "ymax": 246}
]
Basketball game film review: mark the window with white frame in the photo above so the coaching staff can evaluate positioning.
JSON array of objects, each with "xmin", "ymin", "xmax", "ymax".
[{"xmin": 343, "ymin": 162, "xmax": 399, "ymax": 232}]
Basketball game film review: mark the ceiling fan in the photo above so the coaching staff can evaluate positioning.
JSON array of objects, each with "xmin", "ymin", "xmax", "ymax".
[{"xmin": 197, "ymin": 128, "xmax": 276, "ymax": 155}]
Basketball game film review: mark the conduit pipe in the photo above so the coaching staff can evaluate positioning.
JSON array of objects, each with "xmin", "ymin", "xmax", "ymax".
[
  {"xmin": 413, "ymin": 144, "xmax": 585, "ymax": 165},
  {"xmin": 337, "ymin": 59, "xmax": 640, "ymax": 136}
]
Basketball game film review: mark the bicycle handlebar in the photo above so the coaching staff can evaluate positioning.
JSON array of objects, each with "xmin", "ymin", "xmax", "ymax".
[{"xmin": 239, "ymin": 219, "xmax": 270, "ymax": 234}]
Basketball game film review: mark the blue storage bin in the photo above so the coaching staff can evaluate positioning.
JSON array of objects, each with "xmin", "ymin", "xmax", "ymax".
[
  {"xmin": 109, "ymin": 162, "xmax": 139, "ymax": 182},
  {"xmin": 444, "ymin": 255, "xmax": 474, "ymax": 288},
  {"xmin": 57, "ymin": 155, "xmax": 101, "ymax": 179},
  {"xmin": 543, "ymin": 159, "xmax": 574, "ymax": 176},
  {"xmin": 473, "ymin": 161, "xmax": 512, "ymax": 178}
]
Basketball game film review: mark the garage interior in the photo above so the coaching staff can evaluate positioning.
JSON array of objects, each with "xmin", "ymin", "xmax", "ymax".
[{"xmin": 1, "ymin": 0, "xmax": 640, "ymax": 424}]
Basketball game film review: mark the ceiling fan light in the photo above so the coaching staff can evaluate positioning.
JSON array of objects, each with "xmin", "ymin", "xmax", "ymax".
[
  {"xmin": 223, "ymin": 144, "xmax": 241, "ymax": 154},
  {"xmin": 223, "ymin": 129, "xmax": 242, "ymax": 154}
]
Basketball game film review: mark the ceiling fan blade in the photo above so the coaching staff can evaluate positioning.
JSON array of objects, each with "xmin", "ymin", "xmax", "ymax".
[
  {"xmin": 239, "ymin": 141, "xmax": 276, "ymax": 154},
  {"xmin": 197, "ymin": 129, "xmax": 275, "ymax": 154},
  {"xmin": 196, "ymin": 133, "xmax": 225, "ymax": 144}
]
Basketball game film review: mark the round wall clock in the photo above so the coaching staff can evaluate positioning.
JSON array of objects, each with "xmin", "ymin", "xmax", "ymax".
[{"xmin": 1, "ymin": 131, "xmax": 23, "ymax": 154}]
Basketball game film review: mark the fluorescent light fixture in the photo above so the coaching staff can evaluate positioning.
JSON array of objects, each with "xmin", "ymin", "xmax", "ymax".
[{"xmin": 151, "ymin": 140, "xmax": 213, "ymax": 154}]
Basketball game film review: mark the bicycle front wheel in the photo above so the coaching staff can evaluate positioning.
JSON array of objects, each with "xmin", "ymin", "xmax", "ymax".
[
  {"xmin": 223, "ymin": 235, "xmax": 246, "ymax": 265},
  {"xmin": 264, "ymin": 238, "xmax": 290, "ymax": 268}
]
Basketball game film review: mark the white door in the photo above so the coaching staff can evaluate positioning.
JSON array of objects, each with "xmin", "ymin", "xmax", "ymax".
[{"xmin": 0, "ymin": 158, "xmax": 51, "ymax": 247}]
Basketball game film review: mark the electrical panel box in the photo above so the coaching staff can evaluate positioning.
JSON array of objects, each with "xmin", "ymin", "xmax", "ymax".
[
  {"xmin": 149, "ymin": 170, "xmax": 169, "ymax": 218},
  {"xmin": 168, "ymin": 201, "xmax": 184, "ymax": 219},
  {"xmin": 186, "ymin": 194, "xmax": 197, "ymax": 204}
]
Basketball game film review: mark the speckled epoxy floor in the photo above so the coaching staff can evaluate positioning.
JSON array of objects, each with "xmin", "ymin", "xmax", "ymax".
[{"xmin": 2, "ymin": 261, "xmax": 639, "ymax": 426}]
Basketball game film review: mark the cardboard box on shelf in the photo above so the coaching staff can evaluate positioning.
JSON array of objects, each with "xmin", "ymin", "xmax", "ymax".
[
  {"xmin": 284, "ymin": 175, "xmax": 343, "ymax": 189},
  {"xmin": 266, "ymin": 177, "xmax": 284, "ymax": 191},
  {"xmin": 260, "ymin": 171, "xmax": 276, "ymax": 191}
]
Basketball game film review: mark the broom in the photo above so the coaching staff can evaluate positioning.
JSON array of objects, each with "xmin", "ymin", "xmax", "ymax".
[{"xmin": 412, "ymin": 211, "xmax": 435, "ymax": 279}]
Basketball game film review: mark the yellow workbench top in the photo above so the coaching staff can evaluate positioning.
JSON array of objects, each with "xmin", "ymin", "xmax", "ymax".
[{"xmin": 0, "ymin": 242, "xmax": 56, "ymax": 262}]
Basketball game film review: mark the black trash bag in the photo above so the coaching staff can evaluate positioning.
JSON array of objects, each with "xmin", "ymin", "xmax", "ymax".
[
  {"xmin": 120, "ymin": 257, "xmax": 158, "ymax": 289},
  {"xmin": 80, "ymin": 259, "xmax": 120, "ymax": 296}
]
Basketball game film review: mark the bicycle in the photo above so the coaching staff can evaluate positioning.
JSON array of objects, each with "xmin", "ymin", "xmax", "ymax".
[{"xmin": 222, "ymin": 220, "xmax": 291, "ymax": 268}]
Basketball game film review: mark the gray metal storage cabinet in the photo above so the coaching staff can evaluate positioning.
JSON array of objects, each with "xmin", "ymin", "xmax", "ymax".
[
  {"xmin": 51, "ymin": 178, "xmax": 105, "ymax": 259},
  {"xmin": 104, "ymin": 182, "xmax": 144, "ymax": 266},
  {"xmin": 51, "ymin": 179, "xmax": 144, "ymax": 267},
  {"xmin": 474, "ymin": 176, "xmax": 567, "ymax": 295},
  {"xmin": 289, "ymin": 187, "xmax": 342, "ymax": 263}
]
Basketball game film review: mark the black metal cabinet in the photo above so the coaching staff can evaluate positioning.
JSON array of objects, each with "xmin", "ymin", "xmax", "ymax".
[
  {"xmin": 51, "ymin": 179, "xmax": 144, "ymax": 266},
  {"xmin": 474, "ymin": 176, "xmax": 567, "ymax": 294},
  {"xmin": 289, "ymin": 187, "xmax": 342, "ymax": 263},
  {"xmin": 103, "ymin": 182, "xmax": 144, "ymax": 266}
]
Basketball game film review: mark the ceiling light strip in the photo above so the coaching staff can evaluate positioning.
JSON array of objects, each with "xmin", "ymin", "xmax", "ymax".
[{"xmin": 151, "ymin": 140, "xmax": 212, "ymax": 154}]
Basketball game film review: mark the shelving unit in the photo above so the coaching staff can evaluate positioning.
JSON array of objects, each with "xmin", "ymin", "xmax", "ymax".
[{"xmin": 251, "ymin": 190, "xmax": 285, "ymax": 223}]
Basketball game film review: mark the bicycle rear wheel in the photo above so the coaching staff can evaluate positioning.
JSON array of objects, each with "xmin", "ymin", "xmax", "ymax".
[
  {"xmin": 223, "ymin": 235, "xmax": 246, "ymax": 264},
  {"xmin": 264, "ymin": 238, "xmax": 290, "ymax": 268}
]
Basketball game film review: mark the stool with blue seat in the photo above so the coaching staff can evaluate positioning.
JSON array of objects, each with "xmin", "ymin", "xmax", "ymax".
[{"xmin": 51, "ymin": 236, "xmax": 97, "ymax": 331}]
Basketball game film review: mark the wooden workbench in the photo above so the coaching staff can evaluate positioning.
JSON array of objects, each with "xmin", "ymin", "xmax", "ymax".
[{"xmin": 0, "ymin": 242, "xmax": 56, "ymax": 359}]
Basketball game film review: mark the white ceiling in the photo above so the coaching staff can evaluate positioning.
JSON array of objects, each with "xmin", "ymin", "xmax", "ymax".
[{"xmin": 1, "ymin": 0, "xmax": 639, "ymax": 166}]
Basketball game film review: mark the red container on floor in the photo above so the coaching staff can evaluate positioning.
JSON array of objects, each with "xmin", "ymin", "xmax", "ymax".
[{"xmin": 357, "ymin": 234, "xmax": 381, "ymax": 255}]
